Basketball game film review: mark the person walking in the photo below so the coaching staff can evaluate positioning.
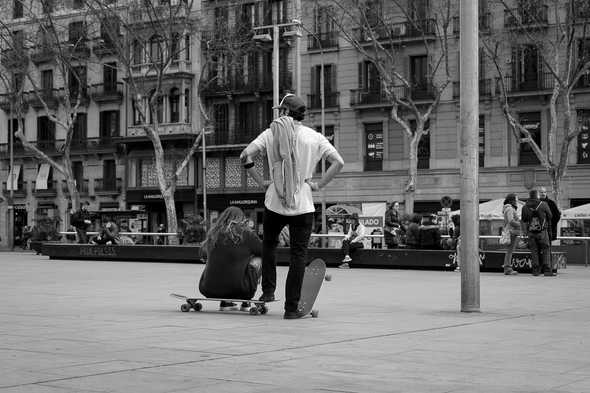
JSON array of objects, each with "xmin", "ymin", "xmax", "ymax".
[
  {"xmin": 338, "ymin": 213, "xmax": 367, "ymax": 269},
  {"xmin": 198, "ymin": 207, "xmax": 262, "ymax": 311},
  {"xmin": 240, "ymin": 94, "xmax": 344, "ymax": 319},
  {"xmin": 384, "ymin": 201, "xmax": 402, "ymax": 248},
  {"xmin": 502, "ymin": 193, "xmax": 520, "ymax": 275},
  {"xmin": 521, "ymin": 189, "xmax": 553, "ymax": 276},
  {"xmin": 70, "ymin": 201, "xmax": 93, "ymax": 244}
]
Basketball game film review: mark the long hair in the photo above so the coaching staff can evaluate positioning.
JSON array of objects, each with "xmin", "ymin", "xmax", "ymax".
[
  {"xmin": 202, "ymin": 206, "xmax": 247, "ymax": 256},
  {"xmin": 504, "ymin": 193, "xmax": 518, "ymax": 208}
]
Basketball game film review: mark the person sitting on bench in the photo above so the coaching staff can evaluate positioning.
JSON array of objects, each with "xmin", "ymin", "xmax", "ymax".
[
  {"xmin": 199, "ymin": 206, "xmax": 262, "ymax": 311},
  {"xmin": 419, "ymin": 214, "xmax": 442, "ymax": 250},
  {"xmin": 338, "ymin": 213, "xmax": 367, "ymax": 269}
]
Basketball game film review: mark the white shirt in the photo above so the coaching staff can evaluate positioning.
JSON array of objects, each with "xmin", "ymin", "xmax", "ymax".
[
  {"xmin": 344, "ymin": 223, "xmax": 367, "ymax": 243},
  {"xmin": 251, "ymin": 122, "xmax": 337, "ymax": 216}
]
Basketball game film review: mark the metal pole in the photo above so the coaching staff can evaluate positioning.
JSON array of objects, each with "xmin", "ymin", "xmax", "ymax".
[
  {"xmin": 8, "ymin": 98, "xmax": 14, "ymax": 251},
  {"xmin": 460, "ymin": 0, "xmax": 480, "ymax": 312},
  {"xmin": 294, "ymin": 0, "xmax": 302, "ymax": 96},
  {"xmin": 202, "ymin": 128, "xmax": 207, "ymax": 230},
  {"xmin": 319, "ymin": 41, "xmax": 326, "ymax": 237},
  {"xmin": 273, "ymin": 25, "xmax": 280, "ymax": 118}
]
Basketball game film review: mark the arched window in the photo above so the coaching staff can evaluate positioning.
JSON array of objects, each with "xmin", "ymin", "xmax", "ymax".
[
  {"xmin": 169, "ymin": 88, "xmax": 180, "ymax": 123},
  {"xmin": 184, "ymin": 88, "xmax": 190, "ymax": 123}
]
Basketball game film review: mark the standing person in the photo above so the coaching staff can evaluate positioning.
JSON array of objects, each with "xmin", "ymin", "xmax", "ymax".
[
  {"xmin": 521, "ymin": 189, "xmax": 553, "ymax": 276},
  {"xmin": 240, "ymin": 94, "xmax": 344, "ymax": 319},
  {"xmin": 539, "ymin": 186, "xmax": 561, "ymax": 242},
  {"xmin": 404, "ymin": 214, "xmax": 422, "ymax": 249},
  {"xmin": 384, "ymin": 201, "xmax": 402, "ymax": 248},
  {"xmin": 502, "ymin": 193, "xmax": 520, "ymax": 275},
  {"xmin": 70, "ymin": 201, "xmax": 92, "ymax": 244},
  {"xmin": 339, "ymin": 213, "xmax": 367, "ymax": 269},
  {"xmin": 157, "ymin": 224, "xmax": 166, "ymax": 245},
  {"xmin": 199, "ymin": 207, "xmax": 262, "ymax": 311}
]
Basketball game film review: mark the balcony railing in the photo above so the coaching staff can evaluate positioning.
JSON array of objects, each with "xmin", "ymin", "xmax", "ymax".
[
  {"xmin": 31, "ymin": 45, "xmax": 55, "ymax": 64},
  {"xmin": 504, "ymin": 5, "xmax": 549, "ymax": 27},
  {"xmin": 66, "ymin": 40, "xmax": 91, "ymax": 58},
  {"xmin": 2, "ymin": 181, "xmax": 27, "ymax": 198},
  {"xmin": 1, "ymin": 48, "xmax": 28, "ymax": 68},
  {"xmin": 90, "ymin": 82, "xmax": 123, "ymax": 104},
  {"xmin": 93, "ymin": 37, "xmax": 119, "ymax": 57},
  {"xmin": 33, "ymin": 180, "xmax": 58, "ymax": 196},
  {"xmin": 127, "ymin": 123, "xmax": 193, "ymax": 138},
  {"xmin": 36, "ymin": 139, "xmax": 57, "ymax": 151},
  {"xmin": 208, "ymin": 127, "xmax": 262, "ymax": 146},
  {"xmin": 452, "ymin": 79, "xmax": 493, "ymax": 99},
  {"xmin": 201, "ymin": 71, "xmax": 289, "ymax": 96},
  {"xmin": 307, "ymin": 31, "xmax": 339, "ymax": 51},
  {"xmin": 350, "ymin": 89, "xmax": 389, "ymax": 106},
  {"xmin": 28, "ymin": 88, "xmax": 62, "ymax": 111},
  {"xmin": 500, "ymin": 73, "xmax": 554, "ymax": 94},
  {"xmin": 353, "ymin": 19, "xmax": 436, "ymax": 43},
  {"xmin": 0, "ymin": 142, "xmax": 26, "ymax": 158},
  {"xmin": 575, "ymin": 74, "xmax": 590, "ymax": 89},
  {"xmin": 307, "ymin": 92, "xmax": 340, "ymax": 109},
  {"xmin": 94, "ymin": 178, "xmax": 122, "ymax": 194},
  {"xmin": 453, "ymin": 12, "xmax": 491, "ymax": 34},
  {"xmin": 0, "ymin": 92, "xmax": 31, "ymax": 112},
  {"xmin": 62, "ymin": 179, "xmax": 89, "ymax": 195}
]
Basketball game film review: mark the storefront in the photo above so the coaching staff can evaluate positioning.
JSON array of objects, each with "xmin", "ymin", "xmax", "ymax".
[
  {"xmin": 204, "ymin": 193, "xmax": 265, "ymax": 236},
  {"xmin": 126, "ymin": 188, "xmax": 197, "ymax": 233}
]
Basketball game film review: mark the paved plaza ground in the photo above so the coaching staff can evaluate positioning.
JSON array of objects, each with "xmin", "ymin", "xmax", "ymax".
[{"xmin": 0, "ymin": 252, "xmax": 589, "ymax": 393}]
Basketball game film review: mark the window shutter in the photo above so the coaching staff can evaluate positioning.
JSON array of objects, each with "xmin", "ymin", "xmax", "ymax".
[
  {"xmin": 330, "ymin": 64, "xmax": 337, "ymax": 93},
  {"xmin": 511, "ymin": 46, "xmax": 519, "ymax": 84},
  {"xmin": 358, "ymin": 62, "xmax": 365, "ymax": 89}
]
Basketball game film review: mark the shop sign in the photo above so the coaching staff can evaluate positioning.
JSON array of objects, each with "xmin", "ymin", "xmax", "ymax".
[
  {"xmin": 359, "ymin": 216, "xmax": 383, "ymax": 227},
  {"xmin": 79, "ymin": 245, "xmax": 117, "ymax": 257},
  {"xmin": 229, "ymin": 199, "xmax": 260, "ymax": 206}
]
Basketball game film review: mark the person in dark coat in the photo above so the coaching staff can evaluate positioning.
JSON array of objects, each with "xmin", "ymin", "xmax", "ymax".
[
  {"xmin": 70, "ymin": 201, "xmax": 93, "ymax": 244},
  {"xmin": 384, "ymin": 201, "xmax": 402, "ymax": 248},
  {"xmin": 404, "ymin": 214, "xmax": 422, "ymax": 248},
  {"xmin": 418, "ymin": 214, "xmax": 442, "ymax": 250},
  {"xmin": 521, "ymin": 189, "xmax": 553, "ymax": 276},
  {"xmin": 539, "ymin": 186, "xmax": 561, "ymax": 241}
]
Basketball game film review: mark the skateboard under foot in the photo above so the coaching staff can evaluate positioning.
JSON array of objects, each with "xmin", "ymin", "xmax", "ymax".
[{"xmin": 170, "ymin": 294, "xmax": 275, "ymax": 315}]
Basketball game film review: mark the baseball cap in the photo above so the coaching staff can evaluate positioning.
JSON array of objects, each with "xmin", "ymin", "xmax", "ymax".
[{"xmin": 273, "ymin": 93, "xmax": 306, "ymax": 113}]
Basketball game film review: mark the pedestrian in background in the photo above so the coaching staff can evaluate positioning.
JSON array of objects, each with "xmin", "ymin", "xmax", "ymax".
[
  {"xmin": 70, "ymin": 201, "xmax": 93, "ymax": 244},
  {"xmin": 539, "ymin": 186, "xmax": 561, "ymax": 242},
  {"xmin": 418, "ymin": 214, "xmax": 442, "ymax": 250},
  {"xmin": 157, "ymin": 224, "xmax": 167, "ymax": 245},
  {"xmin": 384, "ymin": 201, "xmax": 401, "ymax": 248},
  {"xmin": 502, "ymin": 193, "xmax": 520, "ymax": 275},
  {"xmin": 339, "ymin": 213, "xmax": 367, "ymax": 269},
  {"xmin": 522, "ymin": 189, "xmax": 553, "ymax": 276},
  {"xmin": 405, "ymin": 214, "xmax": 421, "ymax": 249}
]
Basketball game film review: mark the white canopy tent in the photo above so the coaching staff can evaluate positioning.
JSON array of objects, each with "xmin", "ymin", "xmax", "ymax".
[
  {"xmin": 562, "ymin": 203, "xmax": 590, "ymax": 220},
  {"xmin": 450, "ymin": 198, "xmax": 525, "ymax": 220}
]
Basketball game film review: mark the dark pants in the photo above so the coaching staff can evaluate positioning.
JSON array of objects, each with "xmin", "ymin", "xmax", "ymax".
[
  {"xmin": 341, "ymin": 239, "xmax": 364, "ymax": 259},
  {"xmin": 75, "ymin": 227, "xmax": 88, "ymax": 244},
  {"xmin": 262, "ymin": 208, "xmax": 313, "ymax": 313},
  {"xmin": 528, "ymin": 231, "xmax": 550, "ymax": 273}
]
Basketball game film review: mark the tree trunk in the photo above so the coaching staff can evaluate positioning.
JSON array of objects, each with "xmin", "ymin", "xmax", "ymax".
[
  {"xmin": 405, "ymin": 136, "xmax": 419, "ymax": 214},
  {"xmin": 162, "ymin": 189, "xmax": 179, "ymax": 245},
  {"xmin": 550, "ymin": 171, "xmax": 562, "ymax": 209}
]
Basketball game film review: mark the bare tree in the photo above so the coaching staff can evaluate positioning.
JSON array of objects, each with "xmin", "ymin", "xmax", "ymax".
[
  {"xmin": 482, "ymin": 0, "xmax": 590, "ymax": 206},
  {"xmin": 0, "ymin": 1, "xmax": 93, "ymax": 211},
  {"xmin": 326, "ymin": 0, "xmax": 453, "ymax": 213}
]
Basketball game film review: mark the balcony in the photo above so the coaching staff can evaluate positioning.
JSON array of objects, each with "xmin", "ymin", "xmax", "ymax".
[
  {"xmin": 575, "ymin": 74, "xmax": 590, "ymax": 89},
  {"xmin": 499, "ymin": 73, "xmax": 554, "ymax": 95},
  {"xmin": 68, "ymin": 88, "xmax": 90, "ymax": 106},
  {"xmin": 126, "ymin": 123, "xmax": 194, "ymax": 139},
  {"xmin": 0, "ymin": 142, "xmax": 26, "ymax": 159},
  {"xmin": 90, "ymin": 82, "xmax": 123, "ymax": 104},
  {"xmin": 353, "ymin": 19, "xmax": 436, "ymax": 44},
  {"xmin": 62, "ymin": 179, "xmax": 89, "ymax": 195},
  {"xmin": 307, "ymin": 92, "xmax": 340, "ymax": 110},
  {"xmin": 504, "ymin": 5, "xmax": 549, "ymax": 28},
  {"xmin": 33, "ymin": 180, "xmax": 58, "ymax": 197},
  {"xmin": 453, "ymin": 12, "xmax": 491, "ymax": 34},
  {"xmin": 0, "ymin": 92, "xmax": 31, "ymax": 113},
  {"xmin": 452, "ymin": 79, "xmax": 493, "ymax": 99},
  {"xmin": 94, "ymin": 178, "xmax": 122, "ymax": 195},
  {"xmin": 93, "ymin": 37, "xmax": 119, "ymax": 57},
  {"xmin": 28, "ymin": 89, "xmax": 62, "ymax": 111},
  {"xmin": 66, "ymin": 41, "xmax": 91, "ymax": 59},
  {"xmin": 64, "ymin": 137, "xmax": 118, "ymax": 153},
  {"xmin": 36, "ymin": 139, "xmax": 58, "ymax": 152},
  {"xmin": 307, "ymin": 31, "xmax": 339, "ymax": 51},
  {"xmin": 129, "ymin": 5, "xmax": 187, "ymax": 23},
  {"xmin": 209, "ymin": 128, "xmax": 261, "ymax": 146},
  {"xmin": 1, "ymin": 49, "xmax": 28, "ymax": 69},
  {"xmin": 1, "ymin": 181, "xmax": 27, "ymax": 198},
  {"xmin": 350, "ymin": 89, "xmax": 389, "ymax": 106},
  {"xmin": 201, "ymin": 71, "xmax": 289, "ymax": 97},
  {"xmin": 31, "ymin": 46, "xmax": 56, "ymax": 64}
]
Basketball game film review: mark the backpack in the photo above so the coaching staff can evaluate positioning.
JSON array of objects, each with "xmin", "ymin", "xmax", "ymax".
[{"xmin": 528, "ymin": 202, "xmax": 546, "ymax": 233}]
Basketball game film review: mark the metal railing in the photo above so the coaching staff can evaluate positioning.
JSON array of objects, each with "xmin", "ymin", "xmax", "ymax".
[
  {"xmin": 500, "ymin": 73, "xmax": 554, "ymax": 94},
  {"xmin": 307, "ymin": 92, "xmax": 340, "ymax": 109},
  {"xmin": 307, "ymin": 31, "xmax": 339, "ymax": 50},
  {"xmin": 94, "ymin": 178, "xmax": 122, "ymax": 193},
  {"xmin": 90, "ymin": 82, "xmax": 124, "ymax": 101},
  {"xmin": 504, "ymin": 5, "xmax": 549, "ymax": 27}
]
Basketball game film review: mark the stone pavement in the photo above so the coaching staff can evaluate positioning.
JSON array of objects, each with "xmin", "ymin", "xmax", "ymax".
[{"xmin": 0, "ymin": 252, "xmax": 589, "ymax": 393}]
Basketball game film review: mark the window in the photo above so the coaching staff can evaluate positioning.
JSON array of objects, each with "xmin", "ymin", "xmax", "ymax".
[
  {"xmin": 72, "ymin": 113, "xmax": 87, "ymax": 146},
  {"xmin": 100, "ymin": 19, "xmax": 118, "ymax": 46},
  {"xmin": 37, "ymin": 116, "xmax": 55, "ymax": 150},
  {"xmin": 358, "ymin": 61, "xmax": 380, "ymax": 91},
  {"xmin": 213, "ymin": 103, "xmax": 229, "ymax": 143},
  {"xmin": 410, "ymin": 55, "xmax": 428, "ymax": 90},
  {"xmin": 12, "ymin": 30, "xmax": 25, "ymax": 51},
  {"xmin": 103, "ymin": 160, "xmax": 117, "ymax": 190},
  {"xmin": 518, "ymin": 112, "xmax": 541, "ymax": 166},
  {"xmin": 69, "ymin": 66, "xmax": 87, "ymax": 99},
  {"xmin": 577, "ymin": 39, "xmax": 590, "ymax": 88},
  {"xmin": 169, "ymin": 88, "xmax": 180, "ymax": 123},
  {"xmin": 411, "ymin": 119, "xmax": 431, "ymax": 169},
  {"xmin": 72, "ymin": 0, "xmax": 83, "ymax": 9},
  {"xmin": 214, "ymin": 6, "xmax": 229, "ymax": 32},
  {"xmin": 149, "ymin": 35, "xmax": 163, "ymax": 63},
  {"xmin": 409, "ymin": 0, "xmax": 429, "ymax": 20},
  {"xmin": 68, "ymin": 21, "xmax": 87, "ymax": 44},
  {"xmin": 238, "ymin": 102, "xmax": 259, "ymax": 136},
  {"xmin": 185, "ymin": 35, "xmax": 191, "ymax": 61},
  {"xmin": 132, "ymin": 99, "xmax": 142, "ymax": 125},
  {"xmin": 577, "ymin": 110, "xmax": 590, "ymax": 164},
  {"xmin": 100, "ymin": 111, "xmax": 119, "ymax": 140},
  {"xmin": 184, "ymin": 89, "xmax": 190, "ymax": 123},
  {"xmin": 41, "ymin": 70, "xmax": 53, "ymax": 91},
  {"xmin": 311, "ymin": 64, "xmax": 337, "ymax": 108},
  {"xmin": 13, "ymin": 0, "xmax": 23, "ymax": 18},
  {"xmin": 8, "ymin": 119, "xmax": 25, "ymax": 149},
  {"xmin": 512, "ymin": 45, "xmax": 541, "ymax": 91},
  {"xmin": 103, "ymin": 63, "xmax": 117, "ymax": 91},
  {"xmin": 364, "ymin": 123, "xmax": 383, "ymax": 171},
  {"xmin": 313, "ymin": 6, "xmax": 335, "ymax": 34},
  {"xmin": 171, "ymin": 33, "xmax": 180, "ymax": 61},
  {"xmin": 12, "ymin": 72, "xmax": 24, "ymax": 92},
  {"xmin": 315, "ymin": 125, "xmax": 335, "ymax": 173},
  {"xmin": 479, "ymin": 115, "xmax": 485, "ymax": 167},
  {"xmin": 72, "ymin": 161, "xmax": 84, "ymax": 191},
  {"xmin": 132, "ymin": 40, "xmax": 143, "ymax": 65}
]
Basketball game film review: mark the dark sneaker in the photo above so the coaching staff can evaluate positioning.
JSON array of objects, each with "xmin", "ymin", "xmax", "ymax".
[
  {"xmin": 259, "ymin": 293, "xmax": 275, "ymax": 302},
  {"xmin": 283, "ymin": 310, "xmax": 305, "ymax": 319},
  {"xmin": 544, "ymin": 272, "xmax": 556, "ymax": 277},
  {"xmin": 504, "ymin": 268, "xmax": 518, "ymax": 275},
  {"xmin": 240, "ymin": 302, "xmax": 251, "ymax": 311},
  {"xmin": 219, "ymin": 301, "xmax": 237, "ymax": 311}
]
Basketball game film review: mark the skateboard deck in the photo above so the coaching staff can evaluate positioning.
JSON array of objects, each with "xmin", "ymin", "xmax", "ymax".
[
  {"xmin": 170, "ymin": 293, "xmax": 276, "ymax": 315},
  {"xmin": 297, "ymin": 258, "xmax": 328, "ymax": 318}
]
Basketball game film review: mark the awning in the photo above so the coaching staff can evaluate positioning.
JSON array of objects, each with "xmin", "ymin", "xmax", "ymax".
[
  {"xmin": 6, "ymin": 164, "xmax": 21, "ymax": 191},
  {"xmin": 35, "ymin": 163, "xmax": 51, "ymax": 190}
]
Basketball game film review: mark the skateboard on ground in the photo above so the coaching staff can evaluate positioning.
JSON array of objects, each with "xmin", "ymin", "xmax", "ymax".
[
  {"xmin": 297, "ymin": 258, "xmax": 330, "ymax": 318},
  {"xmin": 170, "ymin": 293, "xmax": 275, "ymax": 315}
]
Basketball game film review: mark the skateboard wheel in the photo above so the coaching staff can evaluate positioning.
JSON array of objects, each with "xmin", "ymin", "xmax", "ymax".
[
  {"xmin": 259, "ymin": 305, "xmax": 268, "ymax": 315},
  {"xmin": 193, "ymin": 303, "xmax": 202, "ymax": 311},
  {"xmin": 180, "ymin": 303, "xmax": 191, "ymax": 312},
  {"xmin": 324, "ymin": 274, "xmax": 332, "ymax": 281},
  {"xmin": 311, "ymin": 309, "xmax": 319, "ymax": 318},
  {"xmin": 249, "ymin": 307, "xmax": 259, "ymax": 315}
]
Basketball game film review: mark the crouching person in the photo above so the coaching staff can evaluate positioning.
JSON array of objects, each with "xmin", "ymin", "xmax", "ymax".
[{"xmin": 199, "ymin": 207, "xmax": 262, "ymax": 311}]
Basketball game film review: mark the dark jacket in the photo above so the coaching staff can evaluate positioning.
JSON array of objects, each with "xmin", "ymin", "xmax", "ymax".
[
  {"xmin": 384, "ymin": 208, "xmax": 401, "ymax": 230},
  {"xmin": 70, "ymin": 210, "xmax": 93, "ymax": 230},
  {"xmin": 521, "ymin": 198, "xmax": 552, "ymax": 236},
  {"xmin": 405, "ymin": 223, "xmax": 420, "ymax": 248},
  {"xmin": 199, "ymin": 228, "xmax": 262, "ymax": 300},
  {"xmin": 541, "ymin": 197, "xmax": 561, "ymax": 240},
  {"xmin": 419, "ymin": 225, "xmax": 442, "ymax": 249}
]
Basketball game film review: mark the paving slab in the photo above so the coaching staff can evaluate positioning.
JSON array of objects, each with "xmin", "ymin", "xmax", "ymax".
[{"xmin": 0, "ymin": 251, "xmax": 589, "ymax": 393}]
